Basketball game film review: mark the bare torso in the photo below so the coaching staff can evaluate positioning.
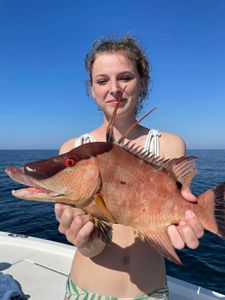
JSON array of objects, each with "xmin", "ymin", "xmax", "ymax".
[{"xmin": 71, "ymin": 224, "xmax": 166, "ymax": 297}]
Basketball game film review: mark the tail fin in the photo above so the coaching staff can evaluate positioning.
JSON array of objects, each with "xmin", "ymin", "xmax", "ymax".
[{"xmin": 197, "ymin": 183, "xmax": 225, "ymax": 238}]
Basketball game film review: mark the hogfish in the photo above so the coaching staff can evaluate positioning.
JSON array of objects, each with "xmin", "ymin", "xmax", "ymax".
[{"xmin": 5, "ymin": 98, "xmax": 225, "ymax": 264}]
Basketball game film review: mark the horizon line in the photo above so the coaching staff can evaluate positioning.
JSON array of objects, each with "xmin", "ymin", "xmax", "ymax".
[{"xmin": 0, "ymin": 148, "xmax": 225, "ymax": 151}]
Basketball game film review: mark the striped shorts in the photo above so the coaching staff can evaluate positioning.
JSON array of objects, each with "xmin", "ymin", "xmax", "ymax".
[{"xmin": 65, "ymin": 275, "xmax": 169, "ymax": 300}]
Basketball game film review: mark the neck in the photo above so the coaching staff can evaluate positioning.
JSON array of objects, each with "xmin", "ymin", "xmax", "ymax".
[{"xmin": 102, "ymin": 114, "xmax": 142, "ymax": 141}]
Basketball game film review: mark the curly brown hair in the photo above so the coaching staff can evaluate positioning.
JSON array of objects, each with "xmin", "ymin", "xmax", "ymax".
[{"xmin": 85, "ymin": 36, "xmax": 151, "ymax": 113}]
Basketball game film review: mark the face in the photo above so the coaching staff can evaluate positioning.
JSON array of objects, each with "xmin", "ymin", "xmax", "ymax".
[{"xmin": 91, "ymin": 52, "xmax": 144, "ymax": 118}]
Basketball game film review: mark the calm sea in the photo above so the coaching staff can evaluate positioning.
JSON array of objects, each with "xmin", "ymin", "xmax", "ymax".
[{"xmin": 0, "ymin": 149, "xmax": 225, "ymax": 294}]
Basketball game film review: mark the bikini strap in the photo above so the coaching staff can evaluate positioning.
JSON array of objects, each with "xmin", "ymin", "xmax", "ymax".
[
  {"xmin": 74, "ymin": 133, "xmax": 96, "ymax": 148},
  {"xmin": 144, "ymin": 129, "xmax": 161, "ymax": 157}
]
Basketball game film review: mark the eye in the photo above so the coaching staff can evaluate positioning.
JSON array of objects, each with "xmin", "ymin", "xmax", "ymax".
[
  {"xmin": 120, "ymin": 76, "xmax": 132, "ymax": 82},
  {"xmin": 97, "ymin": 79, "xmax": 108, "ymax": 85},
  {"xmin": 118, "ymin": 73, "xmax": 134, "ymax": 82},
  {"xmin": 64, "ymin": 157, "xmax": 76, "ymax": 167}
]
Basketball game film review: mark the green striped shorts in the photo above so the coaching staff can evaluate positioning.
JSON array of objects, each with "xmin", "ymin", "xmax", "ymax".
[{"xmin": 65, "ymin": 275, "xmax": 169, "ymax": 300}]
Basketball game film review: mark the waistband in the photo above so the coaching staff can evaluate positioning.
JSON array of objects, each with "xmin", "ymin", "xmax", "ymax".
[{"xmin": 65, "ymin": 275, "xmax": 169, "ymax": 300}]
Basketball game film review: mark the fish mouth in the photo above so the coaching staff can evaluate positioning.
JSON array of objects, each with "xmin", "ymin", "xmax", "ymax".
[
  {"xmin": 11, "ymin": 187, "xmax": 61, "ymax": 199},
  {"xmin": 5, "ymin": 166, "xmax": 63, "ymax": 200}
]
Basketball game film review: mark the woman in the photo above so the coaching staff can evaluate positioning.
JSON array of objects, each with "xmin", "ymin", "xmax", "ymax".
[{"xmin": 55, "ymin": 37, "xmax": 204, "ymax": 299}]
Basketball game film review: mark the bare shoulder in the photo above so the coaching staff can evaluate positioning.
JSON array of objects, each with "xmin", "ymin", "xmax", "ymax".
[
  {"xmin": 59, "ymin": 138, "xmax": 76, "ymax": 154},
  {"xmin": 160, "ymin": 131, "xmax": 186, "ymax": 159}
]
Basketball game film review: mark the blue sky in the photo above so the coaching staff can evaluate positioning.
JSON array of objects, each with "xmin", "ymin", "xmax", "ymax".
[{"xmin": 0, "ymin": 0, "xmax": 225, "ymax": 150}]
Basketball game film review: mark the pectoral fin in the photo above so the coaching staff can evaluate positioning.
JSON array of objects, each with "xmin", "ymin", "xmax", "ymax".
[
  {"xmin": 94, "ymin": 218, "xmax": 113, "ymax": 244},
  {"xmin": 94, "ymin": 194, "xmax": 115, "ymax": 222}
]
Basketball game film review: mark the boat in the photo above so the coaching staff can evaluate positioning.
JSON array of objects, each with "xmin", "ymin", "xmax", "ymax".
[{"xmin": 0, "ymin": 231, "xmax": 224, "ymax": 300}]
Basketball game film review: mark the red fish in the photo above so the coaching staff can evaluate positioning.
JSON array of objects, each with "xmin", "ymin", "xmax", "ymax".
[{"xmin": 5, "ymin": 96, "xmax": 225, "ymax": 264}]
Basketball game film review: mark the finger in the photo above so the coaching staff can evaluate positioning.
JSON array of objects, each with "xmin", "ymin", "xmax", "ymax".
[
  {"xmin": 177, "ymin": 220, "xmax": 199, "ymax": 249},
  {"xmin": 167, "ymin": 225, "xmax": 185, "ymax": 250},
  {"xmin": 59, "ymin": 207, "xmax": 87, "ymax": 232},
  {"xmin": 185, "ymin": 210, "xmax": 204, "ymax": 238},
  {"xmin": 54, "ymin": 203, "xmax": 69, "ymax": 221},
  {"xmin": 67, "ymin": 218, "xmax": 94, "ymax": 247},
  {"xmin": 65, "ymin": 214, "xmax": 93, "ymax": 242},
  {"xmin": 58, "ymin": 208, "xmax": 77, "ymax": 234},
  {"xmin": 181, "ymin": 188, "xmax": 197, "ymax": 202},
  {"xmin": 55, "ymin": 203, "xmax": 86, "ymax": 220},
  {"xmin": 71, "ymin": 214, "xmax": 93, "ymax": 237},
  {"xmin": 74, "ymin": 221, "xmax": 95, "ymax": 248}
]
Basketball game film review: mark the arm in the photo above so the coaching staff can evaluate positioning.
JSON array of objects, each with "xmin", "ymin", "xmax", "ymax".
[
  {"xmin": 54, "ymin": 139, "xmax": 106, "ymax": 257},
  {"xmin": 161, "ymin": 132, "xmax": 204, "ymax": 249}
]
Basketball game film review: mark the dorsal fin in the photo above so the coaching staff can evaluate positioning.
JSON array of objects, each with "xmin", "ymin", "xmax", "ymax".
[
  {"xmin": 117, "ymin": 140, "xmax": 197, "ymax": 188},
  {"xmin": 106, "ymin": 85, "xmax": 127, "ymax": 143},
  {"xmin": 169, "ymin": 156, "xmax": 197, "ymax": 188}
]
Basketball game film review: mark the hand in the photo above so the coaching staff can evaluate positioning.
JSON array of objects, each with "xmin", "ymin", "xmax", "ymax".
[
  {"xmin": 55, "ymin": 203, "xmax": 95, "ymax": 248},
  {"xmin": 167, "ymin": 188, "xmax": 204, "ymax": 250},
  {"xmin": 55, "ymin": 203, "xmax": 106, "ymax": 257}
]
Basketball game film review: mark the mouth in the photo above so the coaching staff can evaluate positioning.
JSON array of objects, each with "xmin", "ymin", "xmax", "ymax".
[
  {"xmin": 11, "ymin": 187, "xmax": 61, "ymax": 199},
  {"xmin": 5, "ymin": 166, "xmax": 63, "ymax": 200},
  {"xmin": 107, "ymin": 98, "xmax": 126, "ymax": 104}
]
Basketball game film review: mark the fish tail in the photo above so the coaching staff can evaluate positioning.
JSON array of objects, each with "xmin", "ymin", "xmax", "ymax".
[{"xmin": 197, "ymin": 182, "xmax": 225, "ymax": 238}]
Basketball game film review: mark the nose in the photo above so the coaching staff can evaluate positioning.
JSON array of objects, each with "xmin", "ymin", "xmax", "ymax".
[{"xmin": 109, "ymin": 80, "xmax": 123, "ymax": 99}]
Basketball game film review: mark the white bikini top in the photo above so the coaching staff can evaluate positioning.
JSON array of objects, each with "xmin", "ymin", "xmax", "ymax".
[{"xmin": 74, "ymin": 129, "xmax": 161, "ymax": 157}]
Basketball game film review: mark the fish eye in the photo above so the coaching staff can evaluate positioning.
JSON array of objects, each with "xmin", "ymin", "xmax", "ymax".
[{"xmin": 64, "ymin": 157, "xmax": 76, "ymax": 167}]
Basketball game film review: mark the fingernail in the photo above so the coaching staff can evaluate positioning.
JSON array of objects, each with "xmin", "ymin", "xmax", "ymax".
[
  {"xmin": 185, "ymin": 210, "xmax": 195, "ymax": 219},
  {"xmin": 190, "ymin": 195, "xmax": 197, "ymax": 202},
  {"xmin": 179, "ymin": 220, "xmax": 187, "ymax": 226}
]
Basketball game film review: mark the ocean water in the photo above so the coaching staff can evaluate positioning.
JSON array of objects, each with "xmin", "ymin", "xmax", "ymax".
[{"xmin": 0, "ymin": 149, "xmax": 225, "ymax": 294}]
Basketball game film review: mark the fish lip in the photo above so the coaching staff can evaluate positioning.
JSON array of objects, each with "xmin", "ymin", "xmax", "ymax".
[
  {"xmin": 5, "ymin": 166, "xmax": 63, "ymax": 197},
  {"xmin": 5, "ymin": 166, "xmax": 39, "ymax": 188},
  {"xmin": 12, "ymin": 187, "xmax": 63, "ymax": 198}
]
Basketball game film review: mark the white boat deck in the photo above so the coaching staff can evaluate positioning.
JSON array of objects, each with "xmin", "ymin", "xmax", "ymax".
[
  {"xmin": 0, "ymin": 232, "xmax": 74, "ymax": 299},
  {"xmin": 0, "ymin": 231, "xmax": 224, "ymax": 300}
]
